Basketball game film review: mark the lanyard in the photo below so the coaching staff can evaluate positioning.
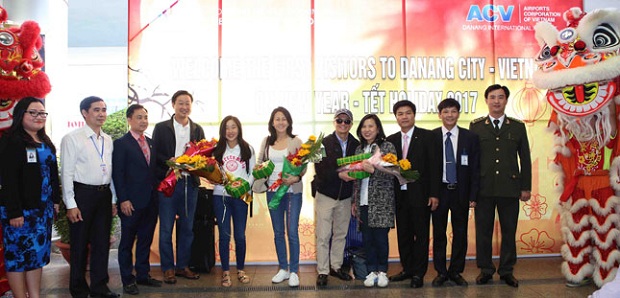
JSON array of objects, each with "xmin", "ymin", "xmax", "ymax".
[{"xmin": 90, "ymin": 135, "xmax": 105, "ymax": 162}]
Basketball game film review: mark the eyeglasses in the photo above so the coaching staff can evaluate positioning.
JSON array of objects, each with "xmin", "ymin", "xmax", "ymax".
[
  {"xmin": 335, "ymin": 118, "xmax": 351, "ymax": 125},
  {"xmin": 26, "ymin": 110, "xmax": 49, "ymax": 118}
]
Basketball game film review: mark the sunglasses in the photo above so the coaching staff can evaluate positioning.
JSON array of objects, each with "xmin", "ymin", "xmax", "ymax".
[
  {"xmin": 335, "ymin": 118, "xmax": 352, "ymax": 125},
  {"xmin": 26, "ymin": 110, "xmax": 49, "ymax": 118}
]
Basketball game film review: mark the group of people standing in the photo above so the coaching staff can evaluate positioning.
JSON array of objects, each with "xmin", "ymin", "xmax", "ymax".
[
  {"xmin": 0, "ymin": 83, "xmax": 531, "ymax": 297},
  {"xmin": 313, "ymin": 83, "xmax": 531, "ymax": 289}
]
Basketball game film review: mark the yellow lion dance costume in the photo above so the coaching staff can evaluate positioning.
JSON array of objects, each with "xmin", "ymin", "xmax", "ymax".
[{"xmin": 533, "ymin": 7, "xmax": 620, "ymax": 288}]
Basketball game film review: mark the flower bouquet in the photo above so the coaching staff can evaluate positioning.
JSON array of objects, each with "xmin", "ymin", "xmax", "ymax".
[
  {"xmin": 337, "ymin": 147, "xmax": 419, "ymax": 185},
  {"xmin": 267, "ymin": 133, "xmax": 324, "ymax": 210},
  {"xmin": 157, "ymin": 138, "xmax": 225, "ymax": 197}
]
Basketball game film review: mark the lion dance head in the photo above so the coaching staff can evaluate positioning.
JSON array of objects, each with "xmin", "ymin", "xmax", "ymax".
[
  {"xmin": 0, "ymin": 5, "xmax": 51, "ymax": 135},
  {"xmin": 533, "ymin": 7, "xmax": 620, "ymax": 149}
]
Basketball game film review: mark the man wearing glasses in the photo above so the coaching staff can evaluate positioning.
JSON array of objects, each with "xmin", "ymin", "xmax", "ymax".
[{"xmin": 312, "ymin": 109, "xmax": 359, "ymax": 286}]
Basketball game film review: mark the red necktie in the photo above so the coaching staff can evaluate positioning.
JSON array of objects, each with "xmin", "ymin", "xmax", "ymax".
[{"xmin": 138, "ymin": 135, "xmax": 150, "ymax": 164}]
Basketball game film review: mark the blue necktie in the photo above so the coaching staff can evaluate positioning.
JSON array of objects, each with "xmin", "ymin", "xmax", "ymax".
[{"xmin": 445, "ymin": 132, "xmax": 457, "ymax": 184}]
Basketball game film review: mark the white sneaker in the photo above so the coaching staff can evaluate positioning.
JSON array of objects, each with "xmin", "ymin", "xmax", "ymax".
[
  {"xmin": 364, "ymin": 272, "xmax": 378, "ymax": 287},
  {"xmin": 377, "ymin": 271, "xmax": 389, "ymax": 287},
  {"xmin": 288, "ymin": 272, "xmax": 300, "ymax": 287},
  {"xmin": 272, "ymin": 269, "xmax": 290, "ymax": 283}
]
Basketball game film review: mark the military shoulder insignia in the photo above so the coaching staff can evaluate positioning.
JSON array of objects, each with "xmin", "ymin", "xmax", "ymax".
[
  {"xmin": 506, "ymin": 116, "xmax": 524, "ymax": 124},
  {"xmin": 470, "ymin": 116, "xmax": 486, "ymax": 125}
]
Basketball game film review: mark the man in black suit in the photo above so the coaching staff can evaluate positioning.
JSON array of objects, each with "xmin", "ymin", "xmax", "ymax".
[
  {"xmin": 387, "ymin": 101, "xmax": 441, "ymax": 288},
  {"xmin": 112, "ymin": 104, "xmax": 162, "ymax": 295},
  {"xmin": 469, "ymin": 84, "xmax": 531, "ymax": 288},
  {"xmin": 152, "ymin": 90, "xmax": 205, "ymax": 284},
  {"xmin": 431, "ymin": 98, "xmax": 480, "ymax": 287}
]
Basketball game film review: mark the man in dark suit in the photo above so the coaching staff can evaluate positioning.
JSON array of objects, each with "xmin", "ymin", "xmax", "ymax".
[
  {"xmin": 469, "ymin": 84, "xmax": 531, "ymax": 288},
  {"xmin": 431, "ymin": 98, "xmax": 480, "ymax": 287},
  {"xmin": 152, "ymin": 90, "xmax": 205, "ymax": 284},
  {"xmin": 112, "ymin": 104, "xmax": 162, "ymax": 295},
  {"xmin": 387, "ymin": 101, "xmax": 441, "ymax": 288}
]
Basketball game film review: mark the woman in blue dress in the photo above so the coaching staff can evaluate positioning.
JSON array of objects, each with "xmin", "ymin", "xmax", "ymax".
[{"xmin": 0, "ymin": 97, "xmax": 60, "ymax": 298}]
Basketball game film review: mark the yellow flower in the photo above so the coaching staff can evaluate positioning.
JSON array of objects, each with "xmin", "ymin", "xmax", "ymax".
[
  {"xmin": 297, "ymin": 148, "xmax": 310, "ymax": 157},
  {"xmin": 399, "ymin": 159, "xmax": 411, "ymax": 171},
  {"xmin": 383, "ymin": 153, "xmax": 398, "ymax": 165},
  {"xmin": 176, "ymin": 155, "xmax": 190, "ymax": 164},
  {"xmin": 301, "ymin": 143, "xmax": 311, "ymax": 149},
  {"xmin": 308, "ymin": 135, "xmax": 316, "ymax": 142},
  {"xmin": 291, "ymin": 157, "xmax": 301, "ymax": 165}
]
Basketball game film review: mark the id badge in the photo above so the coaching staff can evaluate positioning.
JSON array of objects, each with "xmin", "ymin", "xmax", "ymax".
[
  {"xmin": 101, "ymin": 163, "xmax": 108, "ymax": 176},
  {"xmin": 461, "ymin": 154, "xmax": 469, "ymax": 166},
  {"xmin": 26, "ymin": 148, "xmax": 37, "ymax": 163}
]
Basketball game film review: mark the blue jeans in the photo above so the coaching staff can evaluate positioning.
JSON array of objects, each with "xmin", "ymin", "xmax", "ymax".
[
  {"xmin": 360, "ymin": 206, "xmax": 389, "ymax": 272},
  {"xmin": 267, "ymin": 191, "xmax": 302, "ymax": 273},
  {"xmin": 158, "ymin": 177, "xmax": 198, "ymax": 271},
  {"xmin": 213, "ymin": 195, "xmax": 248, "ymax": 271}
]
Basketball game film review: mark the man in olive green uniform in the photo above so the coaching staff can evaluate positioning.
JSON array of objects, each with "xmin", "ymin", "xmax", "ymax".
[{"xmin": 469, "ymin": 84, "xmax": 531, "ymax": 288}]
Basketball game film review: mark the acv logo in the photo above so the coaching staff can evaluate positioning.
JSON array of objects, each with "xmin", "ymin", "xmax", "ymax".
[{"xmin": 466, "ymin": 5, "xmax": 514, "ymax": 22}]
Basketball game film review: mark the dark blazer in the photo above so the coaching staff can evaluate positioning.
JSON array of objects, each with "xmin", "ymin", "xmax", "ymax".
[
  {"xmin": 387, "ymin": 127, "xmax": 440, "ymax": 207},
  {"xmin": 469, "ymin": 116, "xmax": 531, "ymax": 198},
  {"xmin": 112, "ymin": 132, "xmax": 158, "ymax": 210},
  {"xmin": 0, "ymin": 134, "xmax": 60, "ymax": 219},
  {"xmin": 432, "ymin": 126, "xmax": 481, "ymax": 202},
  {"xmin": 152, "ymin": 115, "xmax": 206, "ymax": 183},
  {"xmin": 312, "ymin": 132, "xmax": 359, "ymax": 200}
]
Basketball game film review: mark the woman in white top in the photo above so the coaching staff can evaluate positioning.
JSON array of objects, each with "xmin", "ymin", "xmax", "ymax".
[
  {"xmin": 212, "ymin": 116, "xmax": 255, "ymax": 287},
  {"xmin": 257, "ymin": 107, "xmax": 304, "ymax": 287}
]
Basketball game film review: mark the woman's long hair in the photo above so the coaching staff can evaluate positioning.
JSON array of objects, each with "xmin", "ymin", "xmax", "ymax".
[
  {"xmin": 4, "ymin": 97, "xmax": 56, "ymax": 153},
  {"xmin": 356, "ymin": 114, "xmax": 386, "ymax": 148},
  {"xmin": 267, "ymin": 106, "xmax": 296, "ymax": 146},
  {"xmin": 212, "ymin": 115, "xmax": 252, "ymax": 172}
]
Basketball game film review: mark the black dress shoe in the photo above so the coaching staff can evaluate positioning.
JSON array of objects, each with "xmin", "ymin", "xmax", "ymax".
[
  {"xmin": 476, "ymin": 273, "xmax": 493, "ymax": 285},
  {"xmin": 90, "ymin": 292, "xmax": 120, "ymax": 298},
  {"xmin": 410, "ymin": 276, "xmax": 424, "ymax": 288},
  {"xmin": 330, "ymin": 268, "xmax": 352, "ymax": 281},
  {"xmin": 449, "ymin": 273, "xmax": 468, "ymax": 286},
  {"xmin": 137, "ymin": 276, "xmax": 163, "ymax": 287},
  {"xmin": 389, "ymin": 271, "xmax": 412, "ymax": 282},
  {"xmin": 123, "ymin": 283, "xmax": 139, "ymax": 295},
  {"xmin": 432, "ymin": 274, "xmax": 448, "ymax": 287},
  {"xmin": 316, "ymin": 274, "xmax": 328, "ymax": 286},
  {"xmin": 500, "ymin": 274, "xmax": 519, "ymax": 287}
]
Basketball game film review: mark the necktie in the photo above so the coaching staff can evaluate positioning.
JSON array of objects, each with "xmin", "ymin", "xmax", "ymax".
[
  {"xmin": 493, "ymin": 119, "xmax": 500, "ymax": 133},
  {"xmin": 402, "ymin": 134, "xmax": 409, "ymax": 158},
  {"xmin": 138, "ymin": 135, "xmax": 150, "ymax": 164},
  {"xmin": 445, "ymin": 132, "xmax": 457, "ymax": 184}
]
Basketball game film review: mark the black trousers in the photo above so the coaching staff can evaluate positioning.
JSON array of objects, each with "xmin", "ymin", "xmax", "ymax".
[
  {"xmin": 475, "ymin": 195, "xmax": 519, "ymax": 276},
  {"xmin": 395, "ymin": 190, "xmax": 431, "ymax": 278},
  {"xmin": 432, "ymin": 186, "xmax": 470, "ymax": 275},
  {"xmin": 69, "ymin": 183, "xmax": 113, "ymax": 297},
  {"xmin": 118, "ymin": 197, "xmax": 159, "ymax": 285}
]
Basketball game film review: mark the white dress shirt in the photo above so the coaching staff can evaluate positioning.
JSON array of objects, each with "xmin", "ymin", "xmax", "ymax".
[
  {"xmin": 61, "ymin": 125, "xmax": 116, "ymax": 209},
  {"xmin": 173, "ymin": 118, "xmax": 191, "ymax": 157},
  {"xmin": 441, "ymin": 126, "xmax": 459, "ymax": 183},
  {"xmin": 400, "ymin": 127, "xmax": 414, "ymax": 190}
]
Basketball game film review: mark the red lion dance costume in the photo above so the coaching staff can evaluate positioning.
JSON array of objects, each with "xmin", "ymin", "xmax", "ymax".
[
  {"xmin": 0, "ymin": 4, "xmax": 52, "ymax": 295},
  {"xmin": 532, "ymin": 7, "xmax": 620, "ymax": 288}
]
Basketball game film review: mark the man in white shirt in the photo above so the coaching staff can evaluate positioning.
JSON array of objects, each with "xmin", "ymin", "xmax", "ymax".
[
  {"xmin": 152, "ymin": 90, "xmax": 205, "ymax": 284},
  {"xmin": 61, "ymin": 96, "xmax": 119, "ymax": 298}
]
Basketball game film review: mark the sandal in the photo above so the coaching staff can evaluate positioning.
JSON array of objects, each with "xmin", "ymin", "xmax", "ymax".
[
  {"xmin": 222, "ymin": 272, "xmax": 232, "ymax": 287},
  {"xmin": 238, "ymin": 270, "xmax": 251, "ymax": 284}
]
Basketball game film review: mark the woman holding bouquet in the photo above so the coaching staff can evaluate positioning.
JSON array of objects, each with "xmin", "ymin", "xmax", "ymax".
[
  {"xmin": 258, "ymin": 107, "xmax": 304, "ymax": 287},
  {"xmin": 212, "ymin": 116, "xmax": 255, "ymax": 287},
  {"xmin": 352, "ymin": 114, "xmax": 396, "ymax": 288}
]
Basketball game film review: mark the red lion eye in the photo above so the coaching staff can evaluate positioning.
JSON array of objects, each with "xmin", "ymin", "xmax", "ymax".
[
  {"xmin": 550, "ymin": 45, "xmax": 560, "ymax": 56},
  {"xmin": 574, "ymin": 40, "xmax": 587, "ymax": 51}
]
